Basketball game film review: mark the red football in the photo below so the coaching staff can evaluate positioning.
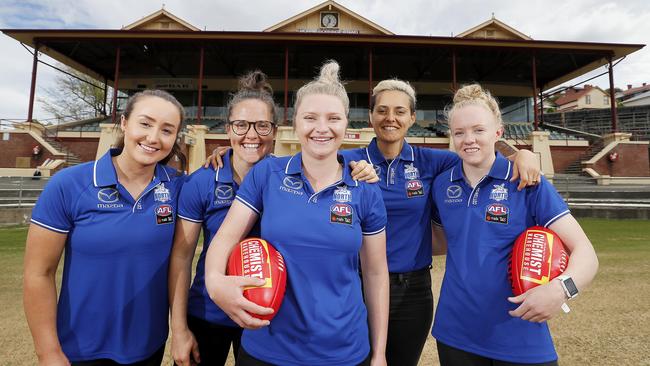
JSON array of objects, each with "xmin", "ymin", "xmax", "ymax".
[
  {"xmin": 509, "ymin": 226, "xmax": 570, "ymax": 296},
  {"xmin": 227, "ymin": 238, "xmax": 287, "ymax": 320}
]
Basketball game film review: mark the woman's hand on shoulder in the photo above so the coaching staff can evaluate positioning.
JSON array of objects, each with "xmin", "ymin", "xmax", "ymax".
[
  {"xmin": 206, "ymin": 274, "xmax": 273, "ymax": 329},
  {"xmin": 507, "ymin": 279, "xmax": 567, "ymax": 322},
  {"xmin": 350, "ymin": 160, "xmax": 379, "ymax": 183},
  {"xmin": 204, "ymin": 146, "xmax": 231, "ymax": 169},
  {"xmin": 509, "ymin": 149, "xmax": 541, "ymax": 191}
]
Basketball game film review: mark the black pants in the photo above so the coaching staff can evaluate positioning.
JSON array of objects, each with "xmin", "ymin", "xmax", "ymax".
[
  {"xmin": 71, "ymin": 345, "xmax": 164, "ymax": 366},
  {"xmin": 237, "ymin": 347, "xmax": 371, "ymax": 366},
  {"xmin": 437, "ymin": 341, "xmax": 559, "ymax": 366},
  {"xmin": 185, "ymin": 315, "xmax": 243, "ymax": 366},
  {"xmin": 386, "ymin": 267, "xmax": 434, "ymax": 366}
]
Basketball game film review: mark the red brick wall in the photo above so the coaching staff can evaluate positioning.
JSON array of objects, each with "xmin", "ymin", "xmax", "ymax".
[
  {"xmin": 592, "ymin": 144, "xmax": 650, "ymax": 177},
  {"xmin": 58, "ymin": 137, "xmax": 100, "ymax": 162},
  {"xmin": 0, "ymin": 133, "xmax": 56, "ymax": 168},
  {"xmin": 549, "ymin": 146, "xmax": 590, "ymax": 173}
]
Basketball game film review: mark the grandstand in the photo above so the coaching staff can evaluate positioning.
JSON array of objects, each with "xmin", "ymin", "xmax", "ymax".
[{"xmin": 543, "ymin": 105, "xmax": 650, "ymax": 141}]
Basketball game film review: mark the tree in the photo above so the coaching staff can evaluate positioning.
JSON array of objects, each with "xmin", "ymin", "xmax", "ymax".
[{"xmin": 38, "ymin": 64, "xmax": 112, "ymax": 124}]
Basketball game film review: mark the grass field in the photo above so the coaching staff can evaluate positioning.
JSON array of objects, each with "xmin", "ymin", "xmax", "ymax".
[{"xmin": 1, "ymin": 219, "xmax": 649, "ymax": 365}]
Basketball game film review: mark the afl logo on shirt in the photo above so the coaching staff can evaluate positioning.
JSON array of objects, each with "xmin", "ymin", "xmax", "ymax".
[
  {"xmin": 485, "ymin": 203, "xmax": 509, "ymax": 224},
  {"xmin": 280, "ymin": 176, "xmax": 304, "ymax": 196},
  {"xmin": 215, "ymin": 184, "xmax": 234, "ymax": 204},
  {"xmin": 330, "ymin": 203, "xmax": 353, "ymax": 225},
  {"xmin": 406, "ymin": 179, "xmax": 424, "ymax": 198},
  {"xmin": 156, "ymin": 204, "xmax": 174, "ymax": 225},
  {"xmin": 97, "ymin": 188, "xmax": 123, "ymax": 208}
]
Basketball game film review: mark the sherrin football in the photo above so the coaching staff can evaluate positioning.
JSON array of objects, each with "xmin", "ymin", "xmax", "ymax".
[
  {"xmin": 227, "ymin": 238, "xmax": 287, "ymax": 320},
  {"xmin": 509, "ymin": 226, "xmax": 570, "ymax": 296}
]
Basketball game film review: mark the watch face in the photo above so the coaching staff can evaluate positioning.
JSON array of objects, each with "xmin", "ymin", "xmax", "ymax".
[
  {"xmin": 563, "ymin": 277, "xmax": 579, "ymax": 296},
  {"xmin": 321, "ymin": 13, "xmax": 338, "ymax": 28}
]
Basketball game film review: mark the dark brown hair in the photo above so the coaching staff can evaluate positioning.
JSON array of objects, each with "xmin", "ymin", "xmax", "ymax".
[
  {"xmin": 114, "ymin": 89, "xmax": 187, "ymax": 172},
  {"xmin": 226, "ymin": 70, "xmax": 280, "ymax": 124}
]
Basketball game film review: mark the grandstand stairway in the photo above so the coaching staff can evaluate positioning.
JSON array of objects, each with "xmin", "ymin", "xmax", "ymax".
[
  {"xmin": 562, "ymin": 138, "xmax": 604, "ymax": 175},
  {"xmin": 42, "ymin": 136, "xmax": 83, "ymax": 167},
  {"xmin": 553, "ymin": 177, "xmax": 650, "ymax": 219}
]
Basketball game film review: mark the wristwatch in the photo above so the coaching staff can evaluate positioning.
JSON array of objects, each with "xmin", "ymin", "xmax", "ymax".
[{"xmin": 557, "ymin": 275, "xmax": 579, "ymax": 300}]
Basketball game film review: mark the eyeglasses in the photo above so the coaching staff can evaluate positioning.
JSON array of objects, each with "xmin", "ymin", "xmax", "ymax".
[{"xmin": 228, "ymin": 120, "xmax": 276, "ymax": 136}]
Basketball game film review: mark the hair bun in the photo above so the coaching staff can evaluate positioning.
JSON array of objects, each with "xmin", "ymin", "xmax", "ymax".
[
  {"xmin": 316, "ymin": 60, "xmax": 344, "ymax": 88},
  {"xmin": 453, "ymin": 84, "xmax": 486, "ymax": 104},
  {"xmin": 239, "ymin": 70, "xmax": 273, "ymax": 95}
]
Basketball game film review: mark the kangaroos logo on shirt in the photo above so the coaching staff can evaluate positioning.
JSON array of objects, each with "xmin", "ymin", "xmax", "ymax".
[
  {"xmin": 155, "ymin": 204, "xmax": 174, "ymax": 225},
  {"xmin": 404, "ymin": 163, "xmax": 420, "ymax": 180},
  {"xmin": 406, "ymin": 179, "xmax": 424, "ymax": 198},
  {"xmin": 330, "ymin": 203, "xmax": 353, "ymax": 225},
  {"xmin": 489, "ymin": 183, "xmax": 508, "ymax": 202},
  {"xmin": 154, "ymin": 183, "xmax": 171, "ymax": 203},
  {"xmin": 333, "ymin": 185, "xmax": 352, "ymax": 203}
]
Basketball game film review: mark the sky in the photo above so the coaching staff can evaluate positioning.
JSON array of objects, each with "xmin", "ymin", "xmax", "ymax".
[{"xmin": 0, "ymin": 0, "xmax": 648, "ymax": 122}]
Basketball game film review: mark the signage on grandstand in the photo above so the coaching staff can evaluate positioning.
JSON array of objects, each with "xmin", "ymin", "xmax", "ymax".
[
  {"xmin": 153, "ymin": 78, "xmax": 196, "ymax": 90},
  {"xmin": 345, "ymin": 132, "xmax": 360, "ymax": 140},
  {"xmin": 297, "ymin": 28, "xmax": 360, "ymax": 34}
]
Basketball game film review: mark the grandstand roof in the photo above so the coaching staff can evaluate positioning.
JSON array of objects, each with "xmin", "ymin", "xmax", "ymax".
[{"xmin": 1, "ymin": 31, "xmax": 643, "ymax": 94}]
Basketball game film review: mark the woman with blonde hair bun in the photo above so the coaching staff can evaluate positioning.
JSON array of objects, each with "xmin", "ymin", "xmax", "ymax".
[
  {"xmin": 430, "ymin": 84, "xmax": 598, "ymax": 365},
  {"xmin": 205, "ymin": 61, "xmax": 389, "ymax": 366},
  {"xmin": 342, "ymin": 78, "xmax": 542, "ymax": 365}
]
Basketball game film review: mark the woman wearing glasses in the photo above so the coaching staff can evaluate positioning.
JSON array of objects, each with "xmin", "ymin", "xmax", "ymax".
[{"xmin": 168, "ymin": 71, "xmax": 278, "ymax": 366}]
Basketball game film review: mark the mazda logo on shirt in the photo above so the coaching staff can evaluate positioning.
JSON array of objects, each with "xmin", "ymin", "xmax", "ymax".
[
  {"xmin": 446, "ymin": 185, "xmax": 462, "ymax": 199},
  {"xmin": 215, "ymin": 185, "xmax": 234, "ymax": 200},
  {"xmin": 97, "ymin": 188, "xmax": 120, "ymax": 203},
  {"xmin": 283, "ymin": 176, "xmax": 303, "ymax": 190}
]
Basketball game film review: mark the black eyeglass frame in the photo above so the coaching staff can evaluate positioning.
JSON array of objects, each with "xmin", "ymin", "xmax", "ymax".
[{"xmin": 227, "ymin": 120, "xmax": 276, "ymax": 136}]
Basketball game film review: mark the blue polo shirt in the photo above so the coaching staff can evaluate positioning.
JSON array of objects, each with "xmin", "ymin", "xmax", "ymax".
[
  {"xmin": 177, "ymin": 150, "xmax": 259, "ymax": 327},
  {"xmin": 235, "ymin": 152, "xmax": 387, "ymax": 366},
  {"xmin": 30, "ymin": 148, "xmax": 183, "ymax": 363},
  {"xmin": 430, "ymin": 153, "xmax": 570, "ymax": 363},
  {"xmin": 342, "ymin": 138, "xmax": 458, "ymax": 273}
]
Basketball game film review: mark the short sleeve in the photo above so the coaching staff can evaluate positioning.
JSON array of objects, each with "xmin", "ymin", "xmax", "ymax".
[
  {"xmin": 422, "ymin": 148, "xmax": 460, "ymax": 178},
  {"xmin": 235, "ymin": 159, "xmax": 267, "ymax": 215},
  {"xmin": 528, "ymin": 177, "xmax": 570, "ymax": 228},
  {"xmin": 30, "ymin": 171, "xmax": 74, "ymax": 233},
  {"xmin": 177, "ymin": 168, "xmax": 209, "ymax": 223},
  {"xmin": 360, "ymin": 183, "xmax": 387, "ymax": 236}
]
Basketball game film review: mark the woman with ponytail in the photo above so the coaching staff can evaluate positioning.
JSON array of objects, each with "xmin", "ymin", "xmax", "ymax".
[
  {"xmin": 430, "ymin": 84, "xmax": 598, "ymax": 365},
  {"xmin": 168, "ymin": 71, "xmax": 279, "ymax": 366},
  {"xmin": 25, "ymin": 90, "xmax": 186, "ymax": 365},
  {"xmin": 205, "ymin": 61, "xmax": 389, "ymax": 366}
]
